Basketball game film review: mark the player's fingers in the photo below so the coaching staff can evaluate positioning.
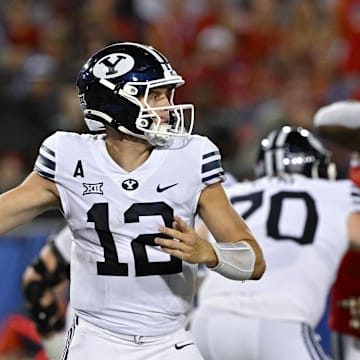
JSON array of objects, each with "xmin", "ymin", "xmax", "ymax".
[
  {"xmin": 158, "ymin": 225, "xmax": 182, "ymax": 240},
  {"xmin": 155, "ymin": 237, "xmax": 185, "ymax": 251},
  {"xmin": 160, "ymin": 246, "xmax": 186, "ymax": 260}
]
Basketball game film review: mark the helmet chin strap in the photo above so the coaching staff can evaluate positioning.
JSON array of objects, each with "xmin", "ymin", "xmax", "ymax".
[{"xmin": 145, "ymin": 124, "xmax": 173, "ymax": 147}]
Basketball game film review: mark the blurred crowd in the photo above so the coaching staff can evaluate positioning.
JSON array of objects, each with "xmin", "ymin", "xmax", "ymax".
[{"xmin": 0, "ymin": 0, "xmax": 359, "ymax": 187}]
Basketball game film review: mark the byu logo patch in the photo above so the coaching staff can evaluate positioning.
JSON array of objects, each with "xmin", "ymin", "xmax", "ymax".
[
  {"xmin": 83, "ymin": 182, "xmax": 103, "ymax": 195},
  {"xmin": 122, "ymin": 179, "xmax": 139, "ymax": 191},
  {"xmin": 93, "ymin": 53, "xmax": 135, "ymax": 79}
]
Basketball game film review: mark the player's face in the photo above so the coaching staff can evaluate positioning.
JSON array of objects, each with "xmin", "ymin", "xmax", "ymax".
[{"xmin": 139, "ymin": 87, "xmax": 171, "ymax": 123}]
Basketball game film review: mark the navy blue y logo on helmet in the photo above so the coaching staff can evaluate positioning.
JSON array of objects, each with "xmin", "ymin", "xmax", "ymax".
[{"xmin": 93, "ymin": 54, "xmax": 135, "ymax": 79}]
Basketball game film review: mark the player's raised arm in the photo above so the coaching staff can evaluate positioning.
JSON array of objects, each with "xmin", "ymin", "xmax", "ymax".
[{"xmin": 0, "ymin": 171, "xmax": 60, "ymax": 235}]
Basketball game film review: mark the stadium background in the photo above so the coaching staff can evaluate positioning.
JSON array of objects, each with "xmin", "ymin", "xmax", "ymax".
[{"xmin": 0, "ymin": 0, "xmax": 359, "ymax": 356}]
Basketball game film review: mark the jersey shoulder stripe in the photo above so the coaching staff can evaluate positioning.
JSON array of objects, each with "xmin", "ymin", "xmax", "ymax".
[
  {"xmin": 201, "ymin": 148, "xmax": 225, "ymax": 184},
  {"xmin": 202, "ymin": 158, "xmax": 222, "ymax": 173},
  {"xmin": 34, "ymin": 144, "xmax": 56, "ymax": 180},
  {"xmin": 351, "ymin": 182, "xmax": 360, "ymax": 206},
  {"xmin": 202, "ymin": 150, "xmax": 219, "ymax": 159}
]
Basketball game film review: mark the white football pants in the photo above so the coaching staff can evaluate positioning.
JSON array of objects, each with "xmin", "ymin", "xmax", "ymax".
[
  {"xmin": 190, "ymin": 307, "xmax": 330, "ymax": 360},
  {"xmin": 61, "ymin": 315, "xmax": 204, "ymax": 360}
]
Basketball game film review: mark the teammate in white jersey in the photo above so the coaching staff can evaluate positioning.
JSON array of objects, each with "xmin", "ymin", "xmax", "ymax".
[
  {"xmin": 190, "ymin": 125, "xmax": 360, "ymax": 360},
  {"xmin": 0, "ymin": 42, "xmax": 265, "ymax": 360}
]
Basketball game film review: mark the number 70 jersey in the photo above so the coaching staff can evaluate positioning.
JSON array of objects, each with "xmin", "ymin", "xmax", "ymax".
[
  {"xmin": 34, "ymin": 131, "xmax": 225, "ymax": 336},
  {"xmin": 199, "ymin": 175, "xmax": 360, "ymax": 327}
]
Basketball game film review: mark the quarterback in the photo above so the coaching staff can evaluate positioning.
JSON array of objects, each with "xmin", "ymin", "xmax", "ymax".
[{"xmin": 0, "ymin": 42, "xmax": 265, "ymax": 359}]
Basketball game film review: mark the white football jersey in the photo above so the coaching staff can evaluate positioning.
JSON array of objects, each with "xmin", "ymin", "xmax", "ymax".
[
  {"xmin": 52, "ymin": 226, "xmax": 72, "ymax": 263},
  {"xmin": 34, "ymin": 131, "xmax": 225, "ymax": 336},
  {"xmin": 198, "ymin": 175, "xmax": 360, "ymax": 327}
]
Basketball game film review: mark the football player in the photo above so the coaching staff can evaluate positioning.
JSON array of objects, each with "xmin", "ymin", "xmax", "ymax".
[
  {"xmin": 0, "ymin": 42, "xmax": 265, "ymax": 360},
  {"xmin": 314, "ymin": 100, "xmax": 360, "ymax": 360},
  {"xmin": 22, "ymin": 226, "xmax": 72, "ymax": 360},
  {"xmin": 190, "ymin": 126, "xmax": 360, "ymax": 359}
]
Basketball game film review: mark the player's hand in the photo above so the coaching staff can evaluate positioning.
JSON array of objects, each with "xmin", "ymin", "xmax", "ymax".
[{"xmin": 154, "ymin": 215, "xmax": 218, "ymax": 267}]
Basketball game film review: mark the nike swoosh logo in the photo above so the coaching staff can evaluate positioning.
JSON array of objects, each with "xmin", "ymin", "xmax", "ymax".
[
  {"xmin": 174, "ymin": 342, "xmax": 195, "ymax": 350},
  {"xmin": 156, "ymin": 183, "xmax": 178, "ymax": 192}
]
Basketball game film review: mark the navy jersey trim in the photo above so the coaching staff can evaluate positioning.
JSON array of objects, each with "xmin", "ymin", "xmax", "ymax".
[
  {"xmin": 202, "ymin": 159, "xmax": 221, "ymax": 173},
  {"xmin": 351, "ymin": 184, "xmax": 360, "ymax": 205},
  {"xmin": 36, "ymin": 152, "xmax": 56, "ymax": 171},
  {"xmin": 41, "ymin": 144, "xmax": 55, "ymax": 157},
  {"xmin": 34, "ymin": 166, "xmax": 55, "ymax": 180},
  {"xmin": 34, "ymin": 144, "xmax": 56, "ymax": 180},
  {"xmin": 202, "ymin": 171, "xmax": 225, "ymax": 183},
  {"xmin": 201, "ymin": 149, "xmax": 224, "ymax": 184},
  {"xmin": 202, "ymin": 150, "xmax": 220, "ymax": 160}
]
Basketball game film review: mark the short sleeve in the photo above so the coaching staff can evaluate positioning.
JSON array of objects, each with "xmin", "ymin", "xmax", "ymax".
[
  {"xmin": 33, "ymin": 132, "xmax": 58, "ymax": 181},
  {"xmin": 350, "ymin": 182, "xmax": 360, "ymax": 212},
  {"xmin": 201, "ymin": 138, "xmax": 226, "ymax": 186}
]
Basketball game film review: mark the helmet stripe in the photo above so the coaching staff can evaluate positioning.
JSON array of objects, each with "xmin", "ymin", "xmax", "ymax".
[
  {"xmin": 273, "ymin": 128, "xmax": 290, "ymax": 175},
  {"xmin": 264, "ymin": 129, "xmax": 279, "ymax": 176}
]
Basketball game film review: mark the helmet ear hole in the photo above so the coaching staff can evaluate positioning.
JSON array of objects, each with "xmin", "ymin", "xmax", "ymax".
[
  {"xmin": 136, "ymin": 118, "xmax": 149, "ymax": 129},
  {"xmin": 123, "ymin": 84, "xmax": 138, "ymax": 96}
]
